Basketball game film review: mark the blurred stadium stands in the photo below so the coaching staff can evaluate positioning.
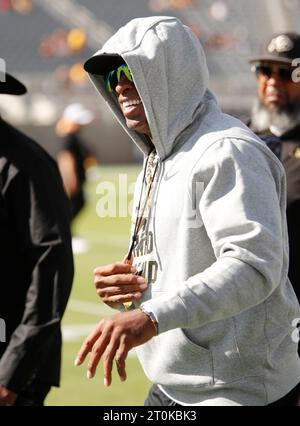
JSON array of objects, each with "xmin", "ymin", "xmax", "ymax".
[{"xmin": 0, "ymin": 0, "xmax": 299, "ymax": 161}]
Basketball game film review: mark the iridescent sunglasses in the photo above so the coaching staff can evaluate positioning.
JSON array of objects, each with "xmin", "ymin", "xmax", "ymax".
[{"xmin": 104, "ymin": 64, "xmax": 133, "ymax": 92}]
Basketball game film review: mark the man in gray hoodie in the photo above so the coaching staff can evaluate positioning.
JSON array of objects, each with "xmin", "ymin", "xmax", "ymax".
[{"xmin": 75, "ymin": 17, "xmax": 300, "ymax": 406}]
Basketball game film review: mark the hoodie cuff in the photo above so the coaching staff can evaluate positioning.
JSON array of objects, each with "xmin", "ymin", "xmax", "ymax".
[{"xmin": 140, "ymin": 294, "xmax": 189, "ymax": 334}]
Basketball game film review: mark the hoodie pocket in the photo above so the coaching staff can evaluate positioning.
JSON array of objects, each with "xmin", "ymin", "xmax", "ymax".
[
  {"xmin": 184, "ymin": 319, "xmax": 246, "ymax": 385},
  {"xmin": 168, "ymin": 328, "xmax": 214, "ymax": 388},
  {"xmin": 138, "ymin": 327, "xmax": 214, "ymax": 390}
]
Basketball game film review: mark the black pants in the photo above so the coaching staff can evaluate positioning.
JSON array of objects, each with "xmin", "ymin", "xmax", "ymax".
[
  {"xmin": 15, "ymin": 382, "xmax": 52, "ymax": 406},
  {"xmin": 144, "ymin": 382, "xmax": 300, "ymax": 407}
]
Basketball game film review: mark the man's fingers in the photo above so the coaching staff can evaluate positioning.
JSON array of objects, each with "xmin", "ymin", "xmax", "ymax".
[
  {"xmin": 75, "ymin": 340, "xmax": 93, "ymax": 367},
  {"xmin": 94, "ymin": 263, "xmax": 136, "ymax": 277},
  {"xmin": 86, "ymin": 339, "xmax": 107, "ymax": 379},
  {"xmin": 101, "ymin": 293, "xmax": 142, "ymax": 304},
  {"xmin": 96, "ymin": 283, "xmax": 147, "ymax": 297},
  {"xmin": 74, "ymin": 322, "xmax": 103, "ymax": 366},
  {"xmin": 94, "ymin": 273, "xmax": 145, "ymax": 288},
  {"xmin": 102, "ymin": 340, "xmax": 119, "ymax": 387},
  {"xmin": 115, "ymin": 342, "xmax": 129, "ymax": 382}
]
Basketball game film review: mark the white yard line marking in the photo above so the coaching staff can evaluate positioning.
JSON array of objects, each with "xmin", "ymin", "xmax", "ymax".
[
  {"xmin": 71, "ymin": 234, "xmax": 129, "ymax": 253},
  {"xmin": 62, "ymin": 324, "xmax": 137, "ymax": 357},
  {"xmin": 64, "ymin": 299, "xmax": 137, "ymax": 357},
  {"xmin": 62, "ymin": 323, "xmax": 98, "ymax": 342},
  {"xmin": 67, "ymin": 299, "xmax": 112, "ymax": 316}
]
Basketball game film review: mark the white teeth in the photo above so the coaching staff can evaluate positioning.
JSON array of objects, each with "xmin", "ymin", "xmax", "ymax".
[
  {"xmin": 123, "ymin": 100, "xmax": 142, "ymax": 107},
  {"xmin": 266, "ymin": 87, "xmax": 282, "ymax": 96}
]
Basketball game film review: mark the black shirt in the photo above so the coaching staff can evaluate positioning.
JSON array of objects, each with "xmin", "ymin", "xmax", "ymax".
[{"xmin": 62, "ymin": 132, "xmax": 89, "ymax": 218}]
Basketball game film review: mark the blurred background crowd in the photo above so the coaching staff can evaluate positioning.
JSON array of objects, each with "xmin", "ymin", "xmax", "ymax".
[{"xmin": 1, "ymin": 0, "xmax": 300, "ymax": 163}]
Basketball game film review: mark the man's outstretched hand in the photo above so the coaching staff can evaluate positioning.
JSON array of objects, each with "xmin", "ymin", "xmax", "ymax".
[{"xmin": 74, "ymin": 309, "xmax": 157, "ymax": 386}]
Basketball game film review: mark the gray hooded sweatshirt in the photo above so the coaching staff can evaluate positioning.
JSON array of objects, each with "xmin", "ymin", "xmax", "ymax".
[{"xmin": 86, "ymin": 16, "xmax": 300, "ymax": 406}]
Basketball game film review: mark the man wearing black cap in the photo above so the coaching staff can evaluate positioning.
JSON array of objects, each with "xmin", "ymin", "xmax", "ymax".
[
  {"xmin": 0, "ymin": 70, "xmax": 74, "ymax": 405},
  {"xmin": 249, "ymin": 33, "xmax": 300, "ymax": 305}
]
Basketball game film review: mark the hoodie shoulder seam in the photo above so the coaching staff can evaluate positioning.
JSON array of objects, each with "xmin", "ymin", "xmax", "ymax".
[{"xmin": 187, "ymin": 136, "xmax": 284, "ymax": 182}]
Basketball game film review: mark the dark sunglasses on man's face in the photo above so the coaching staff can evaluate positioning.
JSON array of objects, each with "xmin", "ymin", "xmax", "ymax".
[
  {"xmin": 104, "ymin": 64, "xmax": 133, "ymax": 92},
  {"xmin": 252, "ymin": 64, "xmax": 293, "ymax": 82}
]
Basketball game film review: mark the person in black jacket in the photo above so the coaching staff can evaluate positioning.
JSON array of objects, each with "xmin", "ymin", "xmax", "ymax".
[
  {"xmin": 0, "ymin": 71, "xmax": 74, "ymax": 406},
  {"xmin": 249, "ymin": 33, "xmax": 300, "ymax": 304},
  {"xmin": 56, "ymin": 103, "xmax": 94, "ymax": 220}
]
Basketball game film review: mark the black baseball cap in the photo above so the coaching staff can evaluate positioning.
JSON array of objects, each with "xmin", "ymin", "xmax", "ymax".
[
  {"xmin": 0, "ymin": 72, "xmax": 27, "ymax": 95},
  {"xmin": 249, "ymin": 32, "xmax": 300, "ymax": 65},
  {"xmin": 84, "ymin": 53, "xmax": 125, "ymax": 76}
]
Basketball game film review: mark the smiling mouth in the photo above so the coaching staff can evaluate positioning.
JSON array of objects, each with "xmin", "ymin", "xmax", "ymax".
[
  {"xmin": 266, "ymin": 88, "xmax": 285, "ymax": 98},
  {"xmin": 122, "ymin": 99, "xmax": 142, "ymax": 111},
  {"xmin": 122, "ymin": 99, "xmax": 143, "ymax": 117},
  {"xmin": 123, "ymin": 99, "xmax": 142, "ymax": 107}
]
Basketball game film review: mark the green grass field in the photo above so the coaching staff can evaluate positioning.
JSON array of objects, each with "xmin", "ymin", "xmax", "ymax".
[{"xmin": 46, "ymin": 165, "xmax": 151, "ymax": 406}]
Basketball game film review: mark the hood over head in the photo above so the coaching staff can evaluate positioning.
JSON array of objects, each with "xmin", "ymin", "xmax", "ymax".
[{"xmin": 84, "ymin": 16, "xmax": 210, "ymax": 160}]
